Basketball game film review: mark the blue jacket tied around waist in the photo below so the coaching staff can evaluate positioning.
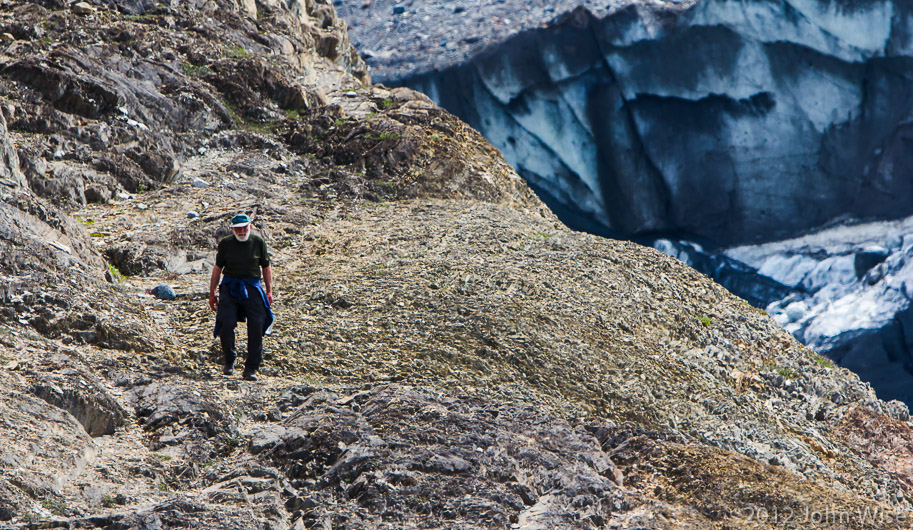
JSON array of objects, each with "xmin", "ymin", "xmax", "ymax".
[{"xmin": 213, "ymin": 276, "xmax": 274, "ymax": 338}]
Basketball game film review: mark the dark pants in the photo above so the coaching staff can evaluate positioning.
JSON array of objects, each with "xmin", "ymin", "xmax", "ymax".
[{"xmin": 217, "ymin": 283, "xmax": 267, "ymax": 373}]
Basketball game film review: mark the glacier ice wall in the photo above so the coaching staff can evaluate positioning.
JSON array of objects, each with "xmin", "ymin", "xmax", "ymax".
[{"xmin": 402, "ymin": 0, "xmax": 913, "ymax": 247}]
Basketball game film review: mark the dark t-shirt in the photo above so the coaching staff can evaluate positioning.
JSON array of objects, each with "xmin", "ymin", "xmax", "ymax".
[{"xmin": 216, "ymin": 234, "xmax": 271, "ymax": 279}]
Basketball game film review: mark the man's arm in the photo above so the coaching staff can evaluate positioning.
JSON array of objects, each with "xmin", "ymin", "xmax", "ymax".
[
  {"xmin": 262, "ymin": 265, "xmax": 273, "ymax": 305},
  {"xmin": 209, "ymin": 265, "xmax": 222, "ymax": 311}
]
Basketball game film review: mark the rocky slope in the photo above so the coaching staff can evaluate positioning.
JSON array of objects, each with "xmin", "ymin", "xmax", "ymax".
[
  {"xmin": 2, "ymin": 0, "xmax": 913, "ymax": 528},
  {"xmin": 341, "ymin": 0, "xmax": 913, "ymax": 413}
]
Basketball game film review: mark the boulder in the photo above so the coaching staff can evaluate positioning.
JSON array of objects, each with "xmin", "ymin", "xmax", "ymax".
[
  {"xmin": 30, "ymin": 370, "xmax": 129, "ymax": 437},
  {"xmin": 131, "ymin": 383, "xmax": 238, "ymax": 460}
]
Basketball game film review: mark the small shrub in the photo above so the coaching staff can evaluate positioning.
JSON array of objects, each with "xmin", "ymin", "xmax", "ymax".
[
  {"xmin": 224, "ymin": 45, "xmax": 250, "ymax": 58},
  {"xmin": 811, "ymin": 353, "xmax": 834, "ymax": 369},
  {"xmin": 42, "ymin": 499, "xmax": 66, "ymax": 516},
  {"xmin": 107, "ymin": 264, "xmax": 125, "ymax": 283},
  {"xmin": 244, "ymin": 120, "xmax": 278, "ymax": 134},
  {"xmin": 776, "ymin": 367, "xmax": 798, "ymax": 379},
  {"xmin": 180, "ymin": 62, "xmax": 211, "ymax": 77}
]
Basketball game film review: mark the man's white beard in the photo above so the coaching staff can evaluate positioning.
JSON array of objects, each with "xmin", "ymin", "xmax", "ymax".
[{"xmin": 235, "ymin": 232, "xmax": 250, "ymax": 242}]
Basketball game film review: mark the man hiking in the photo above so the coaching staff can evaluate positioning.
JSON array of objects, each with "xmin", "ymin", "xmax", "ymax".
[{"xmin": 209, "ymin": 213, "xmax": 274, "ymax": 381}]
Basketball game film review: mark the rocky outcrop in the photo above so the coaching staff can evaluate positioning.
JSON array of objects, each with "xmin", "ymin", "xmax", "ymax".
[
  {"xmin": 344, "ymin": 0, "xmax": 913, "ymax": 248},
  {"xmin": 253, "ymin": 385, "xmax": 625, "ymax": 528},
  {"xmin": 31, "ymin": 370, "xmax": 128, "ymax": 437},
  {"xmin": 131, "ymin": 382, "xmax": 239, "ymax": 460},
  {"xmin": 0, "ymin": 107, "xmax": 23, "ymax": 190},
  {"xmin": 0, "ymin": 0, "xmax": 368, "ymax": 202}
]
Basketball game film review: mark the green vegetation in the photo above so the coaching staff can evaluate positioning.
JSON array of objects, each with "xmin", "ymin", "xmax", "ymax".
[
  {"xmin": 697, "ymin": 314, "xmax": 712, "ymax": 327},
  {"xmin": 153, "ymin": 453, "xmax": 172, "ymax": 461},
  {"xmin": 740, "ymin": 299, "xmax": 768, "ymax": 315},
  {"xmin": 810, "ymin": 352, "xmax": 834, "ymax": 369},
  {"xmin": 333, "ymin": 117, "xmax": 350, "ymax": 127},
  {"xmin": 284, "ymin": 109, "xmax": 301, "ymax": 120},
  {"xmin": 107, "ymin": 263, "xmax": 125, "ymax": 283},
  {"xmin": 381, "ymin": 97, "xmax": 394, "ymax": 108},
  {"xmin": 158, "ymin": 483, "xmax": 171, "ymax": 493},
  {"xmin": 224, "ymin": 45, "xmax": 250, "ymax": 58},
  {"xmin": 180, "ymin": 62, "xmax": 211, "ymax": 77},
  {"xmin": 376, "ymin": 181, "xmax": 399, "ymax": 196},
  {"xmin": 222, "ymin": 100, "xmax": 240, "ymax": 121},
  {"xmin": 777, "ymin": 367, "xmax": 799, "ymax": 379},
  {"xmin": 373, "ymin": 132, "xmax": 402, "ymax": 141},
  {"xmin": 42, "ymin": 498, "xmax": 67, "ymax": 516},
  {"xmin": 244, "ymin": 120, "xmax": 278, "ymax": 135},
  {"xmin": 221, "ymin": 99, "xmax": 279, "ymax": 133}
]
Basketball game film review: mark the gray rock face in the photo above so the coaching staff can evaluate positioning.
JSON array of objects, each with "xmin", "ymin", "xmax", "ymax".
[
  {"xmin": 131, "ymin": 382, "xmax": 239, "ymax": 460},
  {"xmin": 31, "ymin": 370, "xmax": 128, "ymax": 437},
  {"xmin": 255, "ymin": 385, "xmax": 628, "ymax": 529},
  {"xmin": 0, "ymin": 109, "xmax": 24, "ymax": 190},
  {"xmin": 346, "ymin": 0, "xmax": 913, "ymax": 247}
]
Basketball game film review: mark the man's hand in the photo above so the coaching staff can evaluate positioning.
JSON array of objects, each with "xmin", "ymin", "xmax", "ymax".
[
  {"xmin": 263, "ymin": 265, "xmax": 274, "ymax": 306},
  {"xmin": 209, "ymin": 265, "xmax": 222, "ymax": 312}
]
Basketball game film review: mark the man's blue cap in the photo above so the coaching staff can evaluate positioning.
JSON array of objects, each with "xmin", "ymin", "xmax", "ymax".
[{"xmin": 230, "ymin": 213, "xmax": 251, "ymax": 227}]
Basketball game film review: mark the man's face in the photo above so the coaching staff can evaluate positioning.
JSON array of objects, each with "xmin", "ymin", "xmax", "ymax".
[{"xmin": 232, "ymin": 224, "xmax": 251, "ymax": 242}]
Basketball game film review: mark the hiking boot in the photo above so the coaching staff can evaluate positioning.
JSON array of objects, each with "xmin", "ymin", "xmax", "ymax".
[
  {"xmin": 223, "ymin": 363, "xmax": 234, "ymax": 376},
  {"xmin": 242, "ymin": 370, "xmax": 258, "ymax": 381}
]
